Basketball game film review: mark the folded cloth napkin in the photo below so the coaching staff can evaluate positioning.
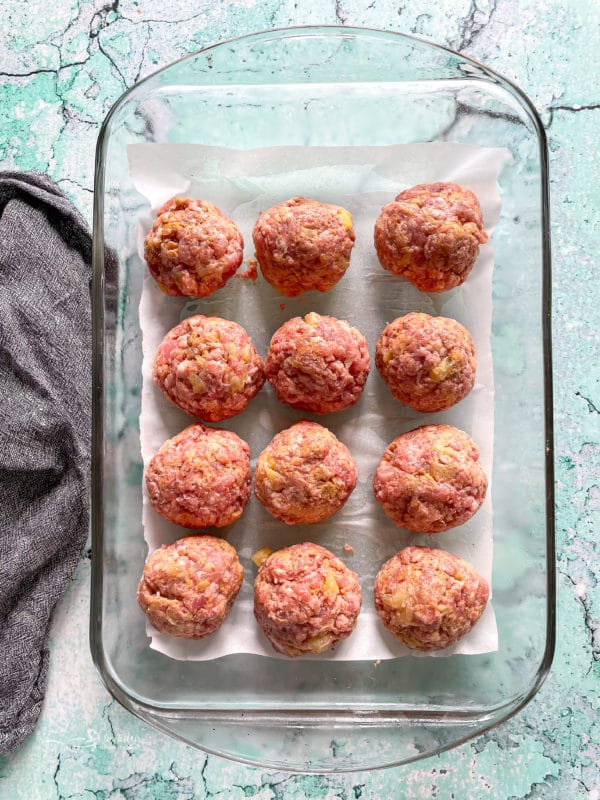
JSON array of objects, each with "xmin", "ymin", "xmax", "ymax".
[{"xmin": 0, "ymin": 172, "xmax": 91, "ymax": 753}]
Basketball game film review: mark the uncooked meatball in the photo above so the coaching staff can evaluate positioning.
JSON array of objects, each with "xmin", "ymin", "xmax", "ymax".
[
  {"xmin": 374, "ymin": 182, "xmax": 488, "ymax": 292},
  {"xmin": 266, "ymin": 312, "xmax": 370, "ymax": 414},
  {"xmin": 137, "ymin": 534, "xmax": 243, "ymax": 639},
  {"xmin": 375, "ymin": 312, "xmax": 475, "ymax": 412},
  {"xmin": 144, "ymin": 197, "xmax": 244, "ymax": 297},
  {"xmin": 252, "ymin": 197, "xmax": 355, "ymax": 296},
  {"xmin": 146, "ymin": 423, "xmax": 251, "ymax": 528},
  {"xmin": 374, "ymin": 545, "xmax": 489, "ymax": 650},
  {"xmin": 254, "ymin": 542, "xmax": 362, "ymax": 656},
  {"xmin": 153, "ymin": 315, "xmax": 265, "ymax": 422},
  {"xmin": 254, "ymin": 421, "xmax": 357, "ymax": 524},
  {"xmin": 373, "ymin": 424, "xmax": 487, "ymax": 533}
]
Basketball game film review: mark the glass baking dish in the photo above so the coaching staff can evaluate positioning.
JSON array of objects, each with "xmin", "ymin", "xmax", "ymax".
[{"xmin": 91, "ymin": 26, "xmax": 554, "ymax": 772}]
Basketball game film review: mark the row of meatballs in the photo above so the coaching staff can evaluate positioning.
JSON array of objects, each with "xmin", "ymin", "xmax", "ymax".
[
  {"xmin": 144, "ymin": 182, "xmax": 488, "ymax": 298},
  {"xmin": 146, "ymin": 420, "xmax": 487, "ymax": 533},
  {"xmin": 137, "ymin": 537, "xmax": 490, "ymax": 655},
  {"xmin": 153, "ymin": 310, "xmax": 477, "ymax": 422}
]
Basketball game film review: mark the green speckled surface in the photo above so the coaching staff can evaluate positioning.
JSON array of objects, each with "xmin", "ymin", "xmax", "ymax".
[{"xmin": 0, "ymin": 1, "xmax": 598, "ymax": 797}]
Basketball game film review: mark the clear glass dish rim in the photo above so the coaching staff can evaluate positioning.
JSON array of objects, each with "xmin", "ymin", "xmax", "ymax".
[{"xmin": 90, "ymin": 23, "xmax": 555, "ymax": 770}]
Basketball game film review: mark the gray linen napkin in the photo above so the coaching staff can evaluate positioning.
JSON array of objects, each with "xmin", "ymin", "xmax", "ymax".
[{"xmin": 0, "ymin": 171, "xmax": 91, "ymax": 753}]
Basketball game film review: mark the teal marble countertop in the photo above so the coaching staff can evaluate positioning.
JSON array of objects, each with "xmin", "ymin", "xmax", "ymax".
[{"xmin": 1, "ymin": 1, "xmax": 598, "ymax": 797}]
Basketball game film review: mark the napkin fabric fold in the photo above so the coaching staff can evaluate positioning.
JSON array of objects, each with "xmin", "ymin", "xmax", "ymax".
[{"xmin": 0, "ymin": 171, "xmax": 91, "ymax": 753}]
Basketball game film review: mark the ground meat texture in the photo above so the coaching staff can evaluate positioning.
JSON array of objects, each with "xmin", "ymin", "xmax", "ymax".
[
  {"xmin": 374, "ymin": 182, "xmax": 488, "ymax": 292},
  {"xmin": 153, "ymin": 315, "xmax": 265, "ymax": 422},
  {"xmin": 254, "ymin": 542, "xmax": 362, "ymax": 656},
  {"xmin": 374, "ymin": 545, "xmax": 489, "ymax": 650},
  {"xmin": 144, "ymin": 197, "xmax": 244, "ymax": 297},
  {"xmin": 252, "ymin": 197, "xmax": 355, "ymax": 296},
  {"xmin": 254, "ymin": 421, "xmax": 357, "ymax": 524},
  {"xmin": 146, "ymin": 423, "xmax": 251, "ymax": 528},
  {"xmin": 137, "ymin": 535, "xmax": 243, "ymax": 639},
  {"xmin": 266, "ymin": 312, "xmax": 370, "ymax": 414},
  {"xmin": 373, "ymin": 424, "xmax": 487, "ymax": 533},
  {"xmin": 375, "ymin": 312, "xmax": 475, "ymax": 412}
]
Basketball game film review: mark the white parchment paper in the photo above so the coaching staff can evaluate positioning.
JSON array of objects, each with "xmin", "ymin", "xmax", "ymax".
[{"xmin": 129, "ymin": 142, "xmax": 508, "ymax": 661}]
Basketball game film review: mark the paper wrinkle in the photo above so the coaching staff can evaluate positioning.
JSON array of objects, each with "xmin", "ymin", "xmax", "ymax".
[{"xmin": 129, "ymin": 141, "xmax": 508, "ymax": 662}]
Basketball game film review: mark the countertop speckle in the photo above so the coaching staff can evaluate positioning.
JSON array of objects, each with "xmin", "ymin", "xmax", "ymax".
[{"xmin": 1, "ymin": 1, "xmax": 599, "ymax": 797}]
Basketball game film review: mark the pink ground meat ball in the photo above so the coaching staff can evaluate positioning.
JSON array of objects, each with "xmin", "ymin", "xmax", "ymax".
[
  {"xmin": 254, "ymin": 542, "xmax": 362, "ymax": 657},
  {"xmin": 153, "ymin": 315, "xmax": 265, "ymax": 422},
  {"xmin": 266, "ymin": 312, "xmax": 370, "ymax": 414},
  {"xmin": 374, "ymin": 545, "xmax": 489, "ymax": 651},
  {"xmin": 374, "ymin": 182, "xmax": 488, "ymax": 292},
  {"xmin": 373, "ymin": 424, "xmax": 487, "ymax": 533},
  {"xmin": 375, "ymin": 312, "xmax": 476, "ymax": 412},
  {"xmin": 137, "ymin": 534, "xmax": 243, "ymax": 639},
  {"xmin": 144, "ymin": 197, "xmax": 244, "ymax": 297},
  {"xmin": 254, "ymin": 421, "xmax": 357, "ymax": 524},
  {"xmin": 252, "ymin": 197, "xmax": 355, "ymax": 296},
  {"xmin": 145, "ymin": 423, "xmax": 251, "ymax": 528}
]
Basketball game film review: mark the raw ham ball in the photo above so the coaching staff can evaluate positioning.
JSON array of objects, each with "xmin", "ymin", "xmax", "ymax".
[
  {"xmin": 137, "ymin": 534, "xmax": 243, "ymax": 639},
  {"xmin": 146, "ymin": 423, "xmax": 251, "ymax": 528},
  {"xmin": 144, "ymin": 197, "xmax": 243, "ymax": 297},
  {"xmin": 253, "ymin": 197, "xmax": 355, "ymax": 296},
  {"xmin": 254, "ymin": 542, "xmax": 362, "ymax": 656},
  {"xmin": 266, "ymin": 312, "xmax": 370, "ymax": 414},
  {"xmin": 373, "ymin": 424, "xmax": 487, "ymax": 533},
  {"xmin": 374, "ymin": 545, "xmax": 489, "ymax": 650},
  {"xmin": 254, "ymin": 421, "xmax": 357, "ymax": 524},
  {"xmin": 374, "ymin": 182, "xmax": 488, "ymax": 292},
  {"xmin": 375, "ymin": 312, "xmax": 475, "ymax": 412},
  {"xmin": 153, "ymin": 315, "xmax": 265, "ymax": 422}
]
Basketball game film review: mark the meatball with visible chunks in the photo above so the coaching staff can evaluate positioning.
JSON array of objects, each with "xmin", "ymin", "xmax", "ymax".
[
  {"xmin": 145, "ymin": 423, "xmax": 251, "ymax": 528},
  {"xmin": 137, "ymin": 534, "xmax": 244, "ymax": 639},
  {"xmin": 375, "ymin": 312, "xmax": 475, "ymax": 412},
  {"xmin": 253, "ymin": 197, "xmax": 355, "ymax": 296},
  {"xmin": 254, "ymin": 421, "xmax": 357, "ymax": 525},
  {"xmin": 266, "ymin": 312, "xmax": 370, "ymax": 414},
  {"xmin": 374, "ymin": 545, "xmax": 489, "ymax": 650},
  {"xmin": 153, "ymin": 315, "xmax": 265, "ymax": 422},
  {"xmin": 254, "ymin": 542, "xmax": 362, "ymax": 657},
  {"xmin": 374, "ymin": 182, "xmax": 488, "ymax": 292},
  {"xmin": 373, "ymin": 424, "xmax": 487, "ymax": 533},
  {"xmin": 144, "ymin": 197, "xmax": 244, "ymax": 297}
]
